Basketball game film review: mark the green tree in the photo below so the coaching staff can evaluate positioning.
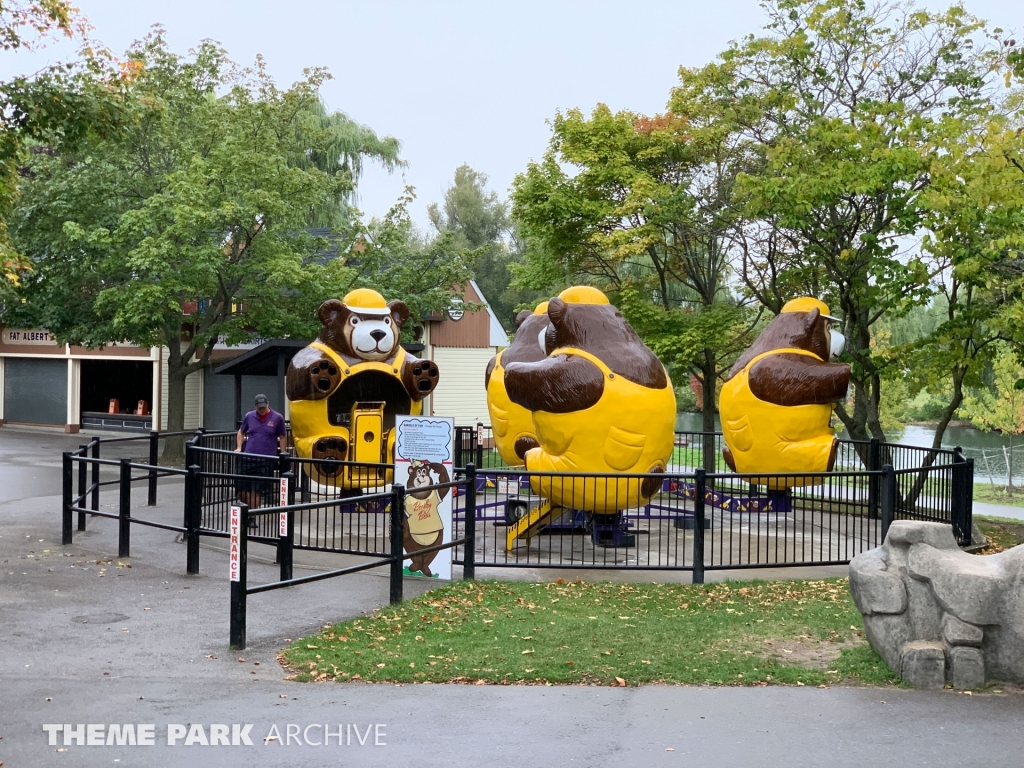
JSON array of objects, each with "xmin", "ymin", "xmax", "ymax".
[
  {"xmin": 960, "ymin": 348, "xmax": 1024, "ymax": 494},
  {"xmin": 670, "ymin": 0, "xmax": 1008, "ymax": 446},
  {"xmin": 511, "ymin": 104, "xmax": 759, "ymax": 471},
  {"xmin": 6, "ymin": 34, "xmax": 461, "ymax": 454},
  {"xmin": 295, "ymin": 97, "xmax": 403, "ymax": 228},
  {"xmin": 0, "ymin": 1, "xmax": 116, "ymax": 300},
  {"xmin": 0, "ymin": 0, "xmax": 81, "ymax": 52},
  {"xmin": 428, "ymin": 164, "xmax": 542, "ymax": 330}
]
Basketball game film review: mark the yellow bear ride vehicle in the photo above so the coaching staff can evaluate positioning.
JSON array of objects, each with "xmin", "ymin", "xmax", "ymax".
[
  {"xmin": 502, "ymin": 286, "xmax": 676, "ymax": 515},
  {"xmin": 484, "ymin": 301, "xmax": 550, "ymax": 467},
  {"xmin": 286, "ymin": 289, "xmax": 440, "ymax": 490},
  {"xmin": 719, "ymin": 297, "xmax": 850, "ymax": 490}
]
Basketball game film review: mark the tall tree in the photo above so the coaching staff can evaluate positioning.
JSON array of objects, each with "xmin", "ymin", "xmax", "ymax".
[
  {"xmin": 8, "ymin": 34, "xmax": 465, "ymax": 453},
  {"xmin": 511, "ymin": 104, "xmax": 759, "ymax": 470},
  {"xmin": 428, "ymin": 164, "xmax": 541, "ymax": 330},
  {"xmin": 0, "ymin": 0, "xmax": 115, "ymax": 301},
  {"xmin": 670, "ymin": 0, "xmax": 1008, "ymax": 444}
]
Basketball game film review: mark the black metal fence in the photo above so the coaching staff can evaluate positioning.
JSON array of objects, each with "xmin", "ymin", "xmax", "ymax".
[{"xmin": 60, "ymin": 426, "xmax": 973, "ymax": 649}]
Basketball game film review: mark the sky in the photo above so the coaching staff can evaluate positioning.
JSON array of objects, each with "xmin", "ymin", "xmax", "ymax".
[{"xmin": 2, "ymin": 0, "xmax": 1022, "ymax": 228}]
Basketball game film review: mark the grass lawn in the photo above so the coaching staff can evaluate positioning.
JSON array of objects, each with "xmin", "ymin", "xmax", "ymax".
[
  {"xmin": 280, "ymin": 578, "xmax": 899, "ymax": 688},
  {"xmin": 974, "ymin": 515, "xmax": 1024, "ymax": 553},
  {"xmin": 973, "ymin": 485, "xmax": 1024, "ymax": 509}
]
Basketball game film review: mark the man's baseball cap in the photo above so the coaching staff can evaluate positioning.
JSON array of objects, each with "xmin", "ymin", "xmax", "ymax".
[{"xmin": 254, "ymin": 394, "xmax": 269, "ymax": 407}]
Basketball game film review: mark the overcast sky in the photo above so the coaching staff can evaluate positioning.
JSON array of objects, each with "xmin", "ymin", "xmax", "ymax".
[{"xmin": 1, "ymin": 0, "xmax": 1021, "ymax": 228}]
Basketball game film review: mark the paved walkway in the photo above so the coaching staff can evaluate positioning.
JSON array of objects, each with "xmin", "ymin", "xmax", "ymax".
[{"xmin": 1, "ymin": 427, "xmax": 1022, "ymax": 767}]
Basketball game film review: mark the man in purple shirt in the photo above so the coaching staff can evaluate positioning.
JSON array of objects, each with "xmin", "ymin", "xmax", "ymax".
[{"xmin": 234, "ymin": 394, "xmax": 288, "ymax": 511}]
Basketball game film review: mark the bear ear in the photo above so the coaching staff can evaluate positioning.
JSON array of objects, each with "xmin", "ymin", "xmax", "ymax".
[
  {"xmin": 803, "ymin": 307, "xmax": 821, "ymax": 332},
  {"xmin": 547, "ymin": 297, "xmax": 568, "ymax": 326},
  {"xmin": 514, "ymin": 310, "xmax": 532, "ymax": 329},
  {"xmin": 317, "ymin": 299, "xmax": 347, "ymax": 327},
  {"xmin": 388, "ymin": 300, "xmax": 410, "ymax": 328}
]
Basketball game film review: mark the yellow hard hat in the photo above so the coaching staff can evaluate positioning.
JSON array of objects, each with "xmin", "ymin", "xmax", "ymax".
[
  {"xmin": 533, "ymin": 301, "xmax": 549, "ymax": 315},
  {"xmin": 342, "ymin": 288, "xmax": 390, "ymax": 315},
  {"xmin": 557, "ymin": 286, "xmax": 609, "ymax": 305},
  {"xmin": 781, "ymin": 296, "xmax": 838, "ymax": 321}
]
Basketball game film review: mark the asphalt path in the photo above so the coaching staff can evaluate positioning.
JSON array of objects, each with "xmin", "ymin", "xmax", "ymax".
[{"xmin": 1, "ymin": 426, "xmax": 1022, "ymax": 767}]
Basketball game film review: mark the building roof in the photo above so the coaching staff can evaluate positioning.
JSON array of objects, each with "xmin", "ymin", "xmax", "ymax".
[
  {"xmin": 213, "ymin": 339, "xmax": 310, "ymax": 377},
  {"xmin": 471, "ymin": 279, "xmax": 511, "ymax": 347}
]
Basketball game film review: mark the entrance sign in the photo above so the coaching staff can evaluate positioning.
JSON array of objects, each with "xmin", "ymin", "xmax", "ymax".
[
  {"xmin": 394, "ymin": 415, "xmax": 455, "ymax": 580},
  {"xmin": 229, "ymin": 505, "xmax": 241, "ymax": 582},
  {"xmin": 278, "ymin": 477, "xmax": 289, "ymax": 536}
]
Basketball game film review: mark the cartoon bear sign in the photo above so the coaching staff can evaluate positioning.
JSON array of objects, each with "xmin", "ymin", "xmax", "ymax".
[
  {"xmin": 402, "ymin": 460, "xmax": 450, "ymax": 577},
  {"xmin": 394, "ymin": 415, "xmax": 455, "ymax": 579}
]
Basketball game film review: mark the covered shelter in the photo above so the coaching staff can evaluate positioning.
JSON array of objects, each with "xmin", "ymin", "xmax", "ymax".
[{"xmin": 211, "ymin": 340, "xmax": 309, "ymax": 429}]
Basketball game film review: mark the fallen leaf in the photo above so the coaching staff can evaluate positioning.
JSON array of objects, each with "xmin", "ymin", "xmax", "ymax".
[
  {"xmin": 279, "ymin": 694, "xmax": 288, "ymax": 698},
  {"xmin": 615, "ymin": 677, "xmax": 627, "ymax": 687},
  {"xmin": 666, "ymin": 748, "xmax": 675, "ymax": 752},
  {"xmin": 237, "ymin": 658, "xmax": 245, "ymax": 663},
  {"xmin": 521, "ymin": 650, "xmax": 534, "ymax": 655},
  {"xmin": 474, "ymin": 679, "xmax": 485, "ymax": 685}
]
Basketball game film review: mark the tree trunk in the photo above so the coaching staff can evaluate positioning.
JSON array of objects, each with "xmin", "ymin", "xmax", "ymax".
[
  {"xmin": 162, "ymin": 343, "xmax": 191, "ymax": 461},
  {"xmin": 903, "ymin": 371, "xmax": 965, "ymax": 511},
  {"xmin": 699, "ymin": 351, "xmax": 718, "ymax": 477}
]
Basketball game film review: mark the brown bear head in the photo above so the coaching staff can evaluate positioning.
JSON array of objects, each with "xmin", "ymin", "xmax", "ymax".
[
  {"xmin": 728, "ymin": 307, "xmax": 831, "ymax": 379},
  {"xmin": 316, "ymin": 297, "xmax": 411, "ymax": 363},
  {"xmin": 484, "ymin": 304, "xmax": 551, "ymax": 388},
  {"xmin": 543, "ymin": 296, "xmax": 666, "ymax": 389}
]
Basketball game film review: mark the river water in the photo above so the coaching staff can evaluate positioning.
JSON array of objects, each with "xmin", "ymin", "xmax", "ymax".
[{"xmin": 675, "ymin": 412, "xmax": 1024, "ymax": 483}]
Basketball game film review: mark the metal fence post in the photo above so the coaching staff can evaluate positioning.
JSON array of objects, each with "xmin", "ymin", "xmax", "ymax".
[
  {"xmin": 692, "ymin": 468, "xmax": 706, "ymax": 585},
  {"xmin": 148, "ymin": 430, "xmax": 159, "ymax": 506},
  {"xmin": 62, "ymin": 451, "xmax": 73, "ymax": 545},
  {"xmin": 91, "ymin": 438, "xmax": 100, "ymax": 512},
  {"xmin": 186, "ymin": 464, "xmax": 201, "ymax": 575},
  {"xmin": 300, "ymin": 466, "xmax": 311, "ymax": 503},
  {"xmin": 390, "ymin": 483, "xmax": 406, "ymax": 605},
  {"xmin": 951, "ymin": 449, "xmax": 970, "ymax": 546},
  {"xmin": 475, "ymin": 423, "xmax": 484, "ymax": 469},
  {"xmin": 279, "ymin": 471, "xmax": 295, "ymax": 583},
  {"xmin": 965, "ymin": 457, "xmax": 975, "ymax": 546},
  {"xmin": 867, "ymin": 437, "xmax": 881, "ymax": 520},
  {"xmin": 463, "ymin": 463, "xmax": 476, "ymax": 581},
  {"xmin": 881, "ymin": 464, "xmax": 896, "ymax": 543},
  {"xmin": 230, "ymin": 503, "xmax": 248, "ymax": 650},
  {"xmin": 454, "ymin": 428, "xmax": 464, "ymax": 469},
  {"xmin": 184, "ymin": 439, "xmax": 198, "ymax": 529},
  {"xmin": 77, "ymin": 444, "xmax": 88, "ymax": 531},
  {"xmin": 118, "ymin": 457, "xmax": 132, "ymax": 558}
]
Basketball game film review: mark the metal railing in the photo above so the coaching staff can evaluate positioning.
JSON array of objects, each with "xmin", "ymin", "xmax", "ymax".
[{"xmin": 60, "ymin": 426, "xmax": 973, "ymax": 649}]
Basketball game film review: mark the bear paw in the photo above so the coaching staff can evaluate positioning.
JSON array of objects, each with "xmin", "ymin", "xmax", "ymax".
[
  {"xmin": 405, "ymin": 359, "xmax": 440, "ymax": 397},
  {"xmin": 313, "ymin": 436, "xmax": 349, "ymax": 476},
  {"xmin": 308, "ymin": 357, "xmax": 341, "ymax": 399}
]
